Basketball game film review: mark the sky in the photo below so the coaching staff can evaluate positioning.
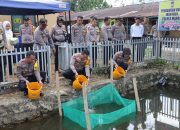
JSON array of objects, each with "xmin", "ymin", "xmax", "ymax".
[{"xmin": 106, "ymin": 0, "xmax": 165, "ymax": 7}]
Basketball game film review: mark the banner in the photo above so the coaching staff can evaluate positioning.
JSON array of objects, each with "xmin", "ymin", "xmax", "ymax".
[
  {"xmin": 12, "ymin": 15, "xmax": 35, "ymax": 33},
  {"xmin": 158, "ymin": 0, "xmax": 180, "ymax": 31}
]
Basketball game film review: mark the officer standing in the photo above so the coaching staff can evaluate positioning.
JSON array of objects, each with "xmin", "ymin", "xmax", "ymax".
[
  {"xmin": 101, "ymin": 17, "xmax": 113, "ymax": 65},
  {"xmin": 112, "ymin": 18, "xmax": 126, "ymax": 41},
  {"xmin": 17, "ymin": 51, "xmax": 44, "ymax": 96},
  {"xmin": 50, "ymin": 16, "xmax": 66, "ymax": 71},
  {"xmin": 63, "ymin": 50, "xmax": 90, "ymax": 84},
  {"xmin": 34, "ymin": 18, "xmax": 55, "ymax": 71},
  {"xmin": 101, "ymin": 17, "xmax": 113, "ymax": 42},
  {"xmin": 112, "ymin": 18, "xmax": 126, "ymax": 51},
  {"xmin": 0, "ymin": 22, "xmax": 7, "ymax": 82},
  {"xmin": 71, "ymin": 16, "xmax": 86, "ymax": 44},
  {"xmin": 86, "ymin": 17, "xmax": 100, "ymax": 43},
  {"xmin": 86, "ymin": 17, "xmax": 100, "ymax": 67},
  {"xmin": 19, "ymin": 17, "xmax": 34, "ymax": 50}
]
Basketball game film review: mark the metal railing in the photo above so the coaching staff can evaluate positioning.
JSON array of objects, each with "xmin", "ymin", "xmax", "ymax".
[
  {"xmin": 0, "ymin": 46, "xmax": 51, "ymax": 83},
  {"xmin": 58, "ymin": 38, "xmax": 180, "ymax": 70}
]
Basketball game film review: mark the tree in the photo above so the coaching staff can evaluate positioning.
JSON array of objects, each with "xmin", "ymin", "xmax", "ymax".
[{"xmin": 69, "ymin": 0, "xmax": 111, "ymax": 11}]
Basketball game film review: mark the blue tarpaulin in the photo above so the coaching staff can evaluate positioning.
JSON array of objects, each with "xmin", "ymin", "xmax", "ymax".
[{"xmin": 0, "ymin": 0, "xmax": 71, "ymax": 15}]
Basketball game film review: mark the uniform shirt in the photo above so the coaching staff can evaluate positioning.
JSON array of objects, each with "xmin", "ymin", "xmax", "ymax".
[
  {"xmin": 17, "ymin": 59, "xmax": 41, "ymax": 82},
  {"xmin": 113, "ymin": 51, "xmax": 131, "ymax": 65},
  {"xmin": 86, "ymin": 25, "xmax": 100, "ymax": 43},
  {"xmin": 34, "ymin": 26, "xmax": 54, "ymax": 49},
  {"xmin": 19, "ymin": 24, "xmax": 34, "ymax": 44},
  {"xmin": 50, "ymin": 25, "xmax": 66, "ymax": 44},
  {"xmin": 0, "ymin": 23, "xmax": 7, "ymax": 48},
  {"xmin": 130, "ymin": 24, "xmax": 144, "ymax": 38},
  {"xmin": 112, "ymin": 23, "xmax": 126, "ymax": 40},
  {"xmin": 150, "ymin": 25, "xmax": 158, "ymax": 38},
  {"xmin": 101, "ymin": 24, "xmax": 113, "ymax": 42},
  {"xmin": 71, "ymin": 24, "xmax": 86, "ymax": 43},
  {"xmin": 70, "ymin": 53, "xmax": 90, "ymax": 77},
  {"xmin": 142, "ymin": 22, "xmax": 152, "ymax": 35}
]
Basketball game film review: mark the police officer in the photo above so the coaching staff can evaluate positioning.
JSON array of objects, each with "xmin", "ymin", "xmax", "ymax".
[
  {"xmin": 86, "ymin": 17, "xmax": 100, "ymax": 67},
  {"xmin": 101, "ymin": 17, "xmax": 113, "ymax": 42},
  {"xmin": 63, "ymin": 50, "xmax": 90, "ymax": 84},
  {"xmin": 112, "ymin": 18, "xmax": 126, "ymax": 41},
  {"xmin": 50, "ymin": 16, "xmax": 66, "ymax": 71},
  {"xmin": 112, "ymin": 18, "xmax": 126, "ymax": 52},
  {"xmin": 85, "ymin": 16, "xmax": 95, "ymax": 29},
  {"xmin": 17, "ymin": 51, "xmax": 44, "ymax": 96},
  {"xmin": 71, "ymin": 16, "xmax": 86, "ymax": 44},
  {"xmin": 101, "ymin": 17, "xmax": 113, "ymax": 65},
  {"xmin": 0, "ymin": 22, "xmax": 7, "ymax": 82},
  {"xmin": 19, "ymin": 17, "xmax": 34, "ymax": 50},
  {"xmin": 113, "ymin": 48, "xmax": 132, "ymax": 71},
  {"xmin": 34, "ymin": 18, "xmax": 55, "ymax": 71}
]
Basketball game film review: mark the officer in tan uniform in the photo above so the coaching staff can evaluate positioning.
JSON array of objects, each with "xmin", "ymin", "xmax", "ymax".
[
  {"xmin": 63, "ymin": 50, "xmax": 90, "ymax": 84},
  {"xmin": 85, "ymin": 16, "xmax": 95, "ymax": 29},
  {"xmin": 19, "ymin": 17, "xmax": 34, "ymax": 50},
  {"xmin": 112, "ymin": 18, "xmax": 126, "ymax": 41},
  {"xmin": 101, "ymin": 17, "xmax": 113, "ymax": 65},
  {"xmin": 86, "ymin": 17, "xmax": 100, "ymax": 67},
  {"xmin": 141, "ymin": 17, "xmax": 152, "ymax": 37},
  {"xmin": 71, "ymin": 16, "xmax": 86, "ymax": 43},
  {"xmin": 34, "ymin": 18, "xmax": 55, "ymax": 71},
  {"xmin": 101, "ymin": 17, "xmax": 113, "ymax": 42},
  {"xmin": 50, "ymin": 16, "xmax": 66, "ymax": 71},
  {"xmin": 86, "ymin": 17, "xmax": 100, "ymax": 43},
  {"xmin": 113, "ymin": 48, "xmax": 132, "ymax": 71},
  {"xmin": 0, "ymin": 22, "xmax": 7, "ymax": 82},
  {"xmin": 17, "ymin": 51, "xmax": 45, "ymax": 96},
  {"xmin": 112, "ymin": 18, "xmax": 126, "ymax": 52}
]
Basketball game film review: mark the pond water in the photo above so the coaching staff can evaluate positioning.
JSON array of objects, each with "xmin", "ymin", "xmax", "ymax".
[{"xmin": 2, "ymin": 88, "xmax": 180, "ymax": 130}]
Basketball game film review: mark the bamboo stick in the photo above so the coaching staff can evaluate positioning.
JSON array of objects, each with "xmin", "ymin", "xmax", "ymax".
[
  {"xmin": 82, "ymin": 82, "xmax": 91, "ymax": 130},
  {"xmin": 133, "ymin": 77, "xmax": 141, "ymax": 112},
  {"xmin": 56, "ymin": 71, "xmax": 63, "ymax": 116}
]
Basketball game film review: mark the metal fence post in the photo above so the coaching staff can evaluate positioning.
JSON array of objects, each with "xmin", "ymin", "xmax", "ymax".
[{"xmin": 47, "ymin": 46, "xmax": 51, "ymax": 83}]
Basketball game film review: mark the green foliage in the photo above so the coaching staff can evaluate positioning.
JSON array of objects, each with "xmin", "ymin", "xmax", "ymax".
[{"xmin": 70, "ymin": 0, "xmax": 111, "ymax": 11}]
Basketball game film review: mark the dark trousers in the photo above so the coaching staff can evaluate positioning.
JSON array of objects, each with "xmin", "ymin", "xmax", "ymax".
[
  {"xmin": 132, "ymin": 37, "xmax": 145, "ymax": 62},
  {"xmin": 92, "ymin": 44, "xmax": 97, "ymax": 68},
  {"xmin": 55, "ymin": 45, "xmax": 59, "ymax": 71},
  {"xmin": 20, "ymin": 43, "xmax": 33, "ymax": 51},
  {"xmin": 63, "ymin": 68, "xmax": 86, "ymax": 82},
  {"xmin": 114, "ymin": 40, "xmax": 124, "ymax": 53},
  {"xmin": 103, "ymin": 43, "xmax": 111, "ymax": 66},
  {"xmin": 18, "ymin": 72, "xmax": 46, "ymax": 93},
  {"xmin": 0, "ymin": 49, "xmax": 6, "ymax": 82},
  {"xmin": 38, "ymin": 53, "xmax": 48, "ymax": 72}
]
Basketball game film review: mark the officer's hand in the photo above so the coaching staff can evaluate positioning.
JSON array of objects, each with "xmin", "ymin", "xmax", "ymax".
[
  {"xmin": 25, "ymin": 80, "xmax": 30, "ymax": 86},
  {"xmin": 39, "ymin": 81, "xmax": 44, "ymax": 86},
  {"xmin": 115, "ymin": 64, "xmax": 118, "ymax": 68},
  {"xmin": 75, "ymin": 72, "xmax": 78, "ymax": 78}
]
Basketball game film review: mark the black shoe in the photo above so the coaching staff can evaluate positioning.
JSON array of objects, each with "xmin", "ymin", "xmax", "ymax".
[{"xmin": 40, "ymin": 92, "xmax": 44, "ymax": 97}]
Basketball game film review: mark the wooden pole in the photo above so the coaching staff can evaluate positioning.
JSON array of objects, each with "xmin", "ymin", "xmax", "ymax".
[
  {"xmin": 56, "ymin": 71, "xmax": 63, "ymax": 116},
  {"xmin": 110, "ymin": 59, "xmax": 114, "ymax": 83},
  {"xmin": 132, "ymin": 77, "xmax": 141, "ymax": 112},
  {"xmin": 82, "ymin": 83, "xmax": 91, "ymax": 130}
]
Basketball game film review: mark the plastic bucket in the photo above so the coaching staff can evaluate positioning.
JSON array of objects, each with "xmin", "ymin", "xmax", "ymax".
[
  {"xmin": 27, "ymin": 82, "xmax": 42, "ymax": 100},
  {"xmin": 113, "ymin": 66, "xmax": 126, "ymax": 80},
  {"xmin": 73, "ymin": 75, "xmax": 88, "ymax": 90}
]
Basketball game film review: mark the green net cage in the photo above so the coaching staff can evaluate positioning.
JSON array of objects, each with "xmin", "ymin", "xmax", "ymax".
[{"xmin": 62, "ymin": 83, "xmax": 136, "ymax": 129}]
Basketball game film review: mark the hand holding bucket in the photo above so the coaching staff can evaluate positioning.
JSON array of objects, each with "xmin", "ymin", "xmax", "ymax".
[
  {"xmin": 73, "ymin": 75, "xmax": 89, "ymax": 90},
  {"xmin": 113, "ymin": 66, "xmax": 126, "ymax": 80}
]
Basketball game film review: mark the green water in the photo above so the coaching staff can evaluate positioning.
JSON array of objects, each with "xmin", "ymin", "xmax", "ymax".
[{"xmin": 2, "ymin": 88, "xmax": 180, "ymax": 130}]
